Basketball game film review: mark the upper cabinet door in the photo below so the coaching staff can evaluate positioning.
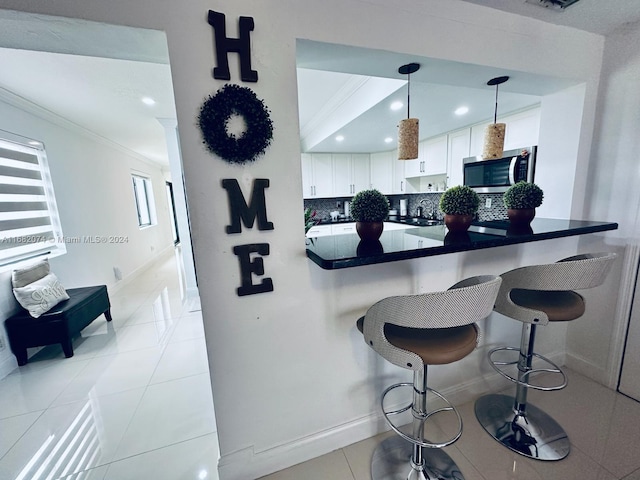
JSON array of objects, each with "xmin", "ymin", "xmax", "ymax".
[
  {"xmin": 392, "ymin": 152, "xmax": 406, "ymax": 194},
  {"xmin": 310, "ymin": 153, "xmax": 334, "ymax": 198},
  {"xmin": 302, "ymin": 153, "xmax": 331, "ymax": 199},
  {"xmin": 504, "ymin": 109, "xmax": 540, "ymax": 151},
  {"xmin": 403, "ymin": 143, "xmax": 423, "ymax": 178},
  {"xmin": 332, "ymin": 153, "xmax": 352, "ymax": 197},
  {"xmin": 301, "ymin": 153, "xmax": 314, "ymax": 199},
  {"xmin": 424, "ymin": 136, "xmax": 447, "ymax": 176},
  {"xmin": 351, "ymin": 153, "xmax": 370, "ymax": 194},
  {"xmin": 370, "ymin": 152, "xmax": 393, "ymax": 194},
  {"xmin": 332, "ymin": 153, "xmax": 370, "ymax": 196},
  {"xmin": 447, "ymin": 129, "xmax": 470, "ymax": 188}
]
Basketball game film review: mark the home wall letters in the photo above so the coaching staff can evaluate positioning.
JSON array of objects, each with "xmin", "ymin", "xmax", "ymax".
[{"xmin": 209, "ymin": 11, "xmax": 275, "ymax": 297}]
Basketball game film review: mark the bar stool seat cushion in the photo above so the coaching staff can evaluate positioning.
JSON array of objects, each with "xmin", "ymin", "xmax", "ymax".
[
  {"xmin": 510, "ymin": 289, "xmax": 585, "ymax": 322},
  {"xmin": 357, "ymin": 317, "xmax": 478, "ymax": 365}
]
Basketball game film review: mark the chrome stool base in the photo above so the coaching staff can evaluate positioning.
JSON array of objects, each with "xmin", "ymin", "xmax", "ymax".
[
  {"xmin": 371, "ymin": 436, "xmax": 465, "ymax": 480},
  {"xmin": 474, "ymin": 394, "xmax": 570, "ymax": 461}
]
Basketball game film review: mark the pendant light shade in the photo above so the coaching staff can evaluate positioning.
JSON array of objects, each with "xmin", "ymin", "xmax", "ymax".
[
  {"xmin": 482, "ymin": 76, "xmax": 509, "ymax": 160},
  {"xmin": 397, "ymin": 63, "xmax": 420, "ymax": 160}
]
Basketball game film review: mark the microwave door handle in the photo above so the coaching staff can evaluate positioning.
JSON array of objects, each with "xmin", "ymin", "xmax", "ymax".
[{"xmin": 508, "ymin": 157, "xmax": 517, "ymax": 185}]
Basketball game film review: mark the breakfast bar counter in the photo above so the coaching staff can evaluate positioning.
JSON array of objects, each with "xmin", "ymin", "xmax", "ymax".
[{"xmin": 306, "ymin": 218, "xmax": 618, "ymax": 270}]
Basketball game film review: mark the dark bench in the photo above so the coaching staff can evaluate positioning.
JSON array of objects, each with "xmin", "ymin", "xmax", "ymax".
[{"xmin": 5, "ymin": 285, "xmax": 111, "ymax": 365}]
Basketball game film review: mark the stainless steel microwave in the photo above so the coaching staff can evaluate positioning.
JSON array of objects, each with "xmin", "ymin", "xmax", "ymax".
[{"xmin": 463, "ymin": 146, "xmax": 537, "ymax": 193}]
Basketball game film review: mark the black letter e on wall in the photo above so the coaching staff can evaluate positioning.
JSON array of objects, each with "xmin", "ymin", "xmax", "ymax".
[{"xmin": 233, "ymin": 244, "xmax": 274, "ymax": 296}]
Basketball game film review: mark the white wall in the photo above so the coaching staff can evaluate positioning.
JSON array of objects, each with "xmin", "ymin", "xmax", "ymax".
[
  {"xmin": 0, "ymin": 93, "xmax": 174, "ymax": 377},
  {"xmin": 0, "ymin": 1, "xmax": 617, "ymax": 479},
  {"xmin": 565, "ymin": 20, "xmax": 640, "ymax": 386}
]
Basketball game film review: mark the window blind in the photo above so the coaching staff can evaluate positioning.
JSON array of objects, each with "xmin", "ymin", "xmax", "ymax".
[{"xmin": 0, "ymin": 134, "xmax": 65, "ymax": 266}]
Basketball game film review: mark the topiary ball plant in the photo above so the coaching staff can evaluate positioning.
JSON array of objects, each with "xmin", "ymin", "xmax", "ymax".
[
  {"xmin": 350, "ymin": 189, "xmax": 390, "ymax": 222},
  {"xmin": 503, "ymin": 181, "xmax": 544, "ymax": 209},
  {"xmin": 439, "ymin": 185, "xmax": 480, "ymax": 215}
]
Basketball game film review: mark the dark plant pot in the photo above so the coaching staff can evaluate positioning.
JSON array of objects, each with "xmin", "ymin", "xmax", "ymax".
[
  {"xmin": 356, "ymin": 239, "xmax": 384, "ymax": 256},
  {"xmin": 444, "ymin": 214, "xmax": 473, "ymax": 233},
  {"xmin": 444, "ymin": 231, "xmax": 471, "ymax": 245},
  {"xmin": 507, "ymin": 208, "xmax": 536, "ymax": 226},
  {"xmin": 506, "ymin": 224, "xmax": 534, "ymax": 237},
  {"xmin": 356, "ymin": 221, "xmax": 384, "ymax": 241}
]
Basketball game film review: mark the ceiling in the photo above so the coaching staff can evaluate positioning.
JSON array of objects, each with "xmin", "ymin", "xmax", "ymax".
[
  {"xmin": 456, "ymin": 0, "xmax": 640, "ymax": 36},
  {"xmin": 297, "ymin": 0, "xmax": 640, "ymax": 154},
  {"xmin": 0, "ymin": 2, "xmax": 638, "ymax": 163},
  {"xmin": 0, "ymin": 11, "xmax": 175, "ymax": 166}
]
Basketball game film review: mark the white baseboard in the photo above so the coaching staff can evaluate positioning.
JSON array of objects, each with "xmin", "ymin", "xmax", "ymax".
[
  {"xmin": 108, "ymin": 245, "xmax": 174, "ymax": 296},
  {"xmin": 565, "ymin": 352, "xmax": 607, "ymax": 385},
  {"xmin": 217, "ymin": 358, "xmax": 559, "ymax": 480}
]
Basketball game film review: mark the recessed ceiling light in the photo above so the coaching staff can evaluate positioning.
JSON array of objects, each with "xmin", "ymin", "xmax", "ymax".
[
  {"xmin": 384, "ymin": 137, "xmax": 394, "ymax": 143},
  {"xmin": 390, "ymin": 101, "xmax": 403, "ymax": 111},
  {"xmin": 455, "ymin": 106, "xmax": 469, "ymax": 116},
  {"xmin": 335, "ymin": 135, "xmax": 345, "ymax": 142},
  {"xmin": 141, "ymin": 97, "xmax": 156, "ymax": 106}
]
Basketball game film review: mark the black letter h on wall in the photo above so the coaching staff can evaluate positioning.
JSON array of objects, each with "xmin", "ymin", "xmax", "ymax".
[{"xmin": 208, "ymin": 10, "xmax": 258, "ymax": 83}]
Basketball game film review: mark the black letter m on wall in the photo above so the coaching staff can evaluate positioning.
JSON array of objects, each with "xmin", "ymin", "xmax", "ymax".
[{"xmin": 222, "ymin": 178, "xmax": 274, "ymax": 234}]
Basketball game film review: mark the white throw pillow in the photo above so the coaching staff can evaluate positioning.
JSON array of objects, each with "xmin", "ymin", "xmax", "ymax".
[
  {"xmin": 13, "ymin": 273, "xmax": 70, "ymax": 318},
  {"xmin": 12, "ymin": 259, "xmax": 51, "ymax": 288}
]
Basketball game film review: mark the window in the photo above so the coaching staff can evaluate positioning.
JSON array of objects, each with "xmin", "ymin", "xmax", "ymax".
[
  {"xmin": 0, "ymin": 131, "xmax": 66, "ymax": 267},
  {"xmin": 132, "ymin": 174, "xmax": 154, "ymax": 227}
]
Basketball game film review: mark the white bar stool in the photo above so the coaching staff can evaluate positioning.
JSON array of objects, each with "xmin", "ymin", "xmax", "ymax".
[
  {"xmin": 475, "ymin": 252, "xmax": 616, "ymax": 461},
  {"xmin": 357, "ymin": 275, "xmax": 502, "ymax": 480}
]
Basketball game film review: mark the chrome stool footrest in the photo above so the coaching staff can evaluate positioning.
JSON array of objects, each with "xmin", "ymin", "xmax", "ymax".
[
  {"xmin": 488, "ymin": 346, "xmax": 567, "ymax": 391},
  {"xmin": 381, "ymin": 382, "xmax": 463, "ymax": 449}
]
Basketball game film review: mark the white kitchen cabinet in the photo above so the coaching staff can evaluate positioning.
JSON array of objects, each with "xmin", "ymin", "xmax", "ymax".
[
  {"xmin": 504, "ymin": 108, "xmax": 540, "ymax": 150},
  {"xmin": 370, "ymin": 151, "xmax": 393, "ymax": 194},
  {"xmin": 393, "ymin": 152, "xmax": 407, "ymax": 194},
  {"xmin": 403, "ymin": 232, "xmax": 441, "ymax": 250},
  {"xmin": 384, "ymin": 222, "xmax": 416, "ymax": 231},
  {"xmin": 351, "ymin": 153, "xmax": 370, "ymax": 195},
  {"xmin": 470, "ymin": 122, "xmax": 489, "ymax": 157},
  {"xmin": 469, "ymin": 107, "xmax": 540, "ymax": 157},
  {"xmin": 305, "ymin": 225, "xmax": 332, "ymax": 238},
  {"xmin": 403, "ymin": 142, "xmax": 424, "ymax": 178},
  {"xmin": 447, "ymin": 129, "xmax": 471, "ymax": 188},
  {"xmin": 332, "ymin": 154, "xmax": 371, "ymax": 197},
  {"xmin": 403, "ymin": 136, "xmax": 446, "ymax": 179},
  {"xmin": 424, "ymin": 135, "xmax": 448, "ymax": 176},
  {"xmin": 302, "ymin": 153, "xmax": 333, "ymax": 198},
  {"xmin": 331, "ymin": 223, "xmax": 357, "ymax": 235}
]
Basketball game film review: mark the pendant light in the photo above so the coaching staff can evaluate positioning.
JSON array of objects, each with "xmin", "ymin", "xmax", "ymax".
[
  {"xmin": 397, "ymin": 63, "xmax": 420, "ymax": 160},
  {"xmin": 482, "ymin": 76, "xmax": 509, "ymax": 159}
]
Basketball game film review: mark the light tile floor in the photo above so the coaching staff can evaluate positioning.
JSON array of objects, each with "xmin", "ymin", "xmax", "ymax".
[
  {"xmin": 4, "ymin": 253, "xmax": 640, "ymax": 480},
  {"xmin": 0, "ymin": 253, "xmax": 220, "ymax": 480},
  {"xmin": 261, "ymin": 368, "xmax": 640, "ymax": 480}
]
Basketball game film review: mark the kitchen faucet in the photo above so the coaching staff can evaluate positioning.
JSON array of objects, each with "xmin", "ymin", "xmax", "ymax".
[{"xmin": 419, "ymin": 199, "xmax": 435, "ymax": 219}]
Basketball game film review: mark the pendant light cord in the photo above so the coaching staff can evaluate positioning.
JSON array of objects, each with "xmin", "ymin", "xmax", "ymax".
[
  {"xmin": 494, "ymin": 84, "xmax": 499, "ymax": 124},
  {"xmin": 407, "ymin": 72, "xmax": 411, "ymax": 119}
]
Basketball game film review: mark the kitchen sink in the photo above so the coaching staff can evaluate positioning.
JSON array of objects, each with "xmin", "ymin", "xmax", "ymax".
[{"xmin": 408, "ymin": 217, "xmax": 441, "ymax": 226}]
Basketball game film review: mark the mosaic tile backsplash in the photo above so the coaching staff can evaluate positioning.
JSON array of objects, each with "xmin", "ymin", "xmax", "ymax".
[{"xmin": 304, "ymin": 192, "xmax": 508, "ymax": 223}]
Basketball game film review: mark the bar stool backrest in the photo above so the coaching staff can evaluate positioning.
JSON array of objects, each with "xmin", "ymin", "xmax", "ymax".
[
  {"xmin": 363, "ymin": 275, "xmax": 502, "ymax": 372},
  {"xmin": 495, "ymin": 252, "xmax": 617, "ymax": 325}
]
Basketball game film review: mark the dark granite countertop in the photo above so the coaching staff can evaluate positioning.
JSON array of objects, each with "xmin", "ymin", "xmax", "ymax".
[
  {"xmin": 317, "ymin": 216, "xmax": 442, "ymax": 227},
  {"xmin": 305, "ymin": 218, "xmax": 619, "ymax": 270}
]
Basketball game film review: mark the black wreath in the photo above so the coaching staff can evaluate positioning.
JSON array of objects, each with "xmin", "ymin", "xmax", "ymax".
[{"xmin": 198, "ymin": 84, "xmax": 273, "ymax": 164}]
